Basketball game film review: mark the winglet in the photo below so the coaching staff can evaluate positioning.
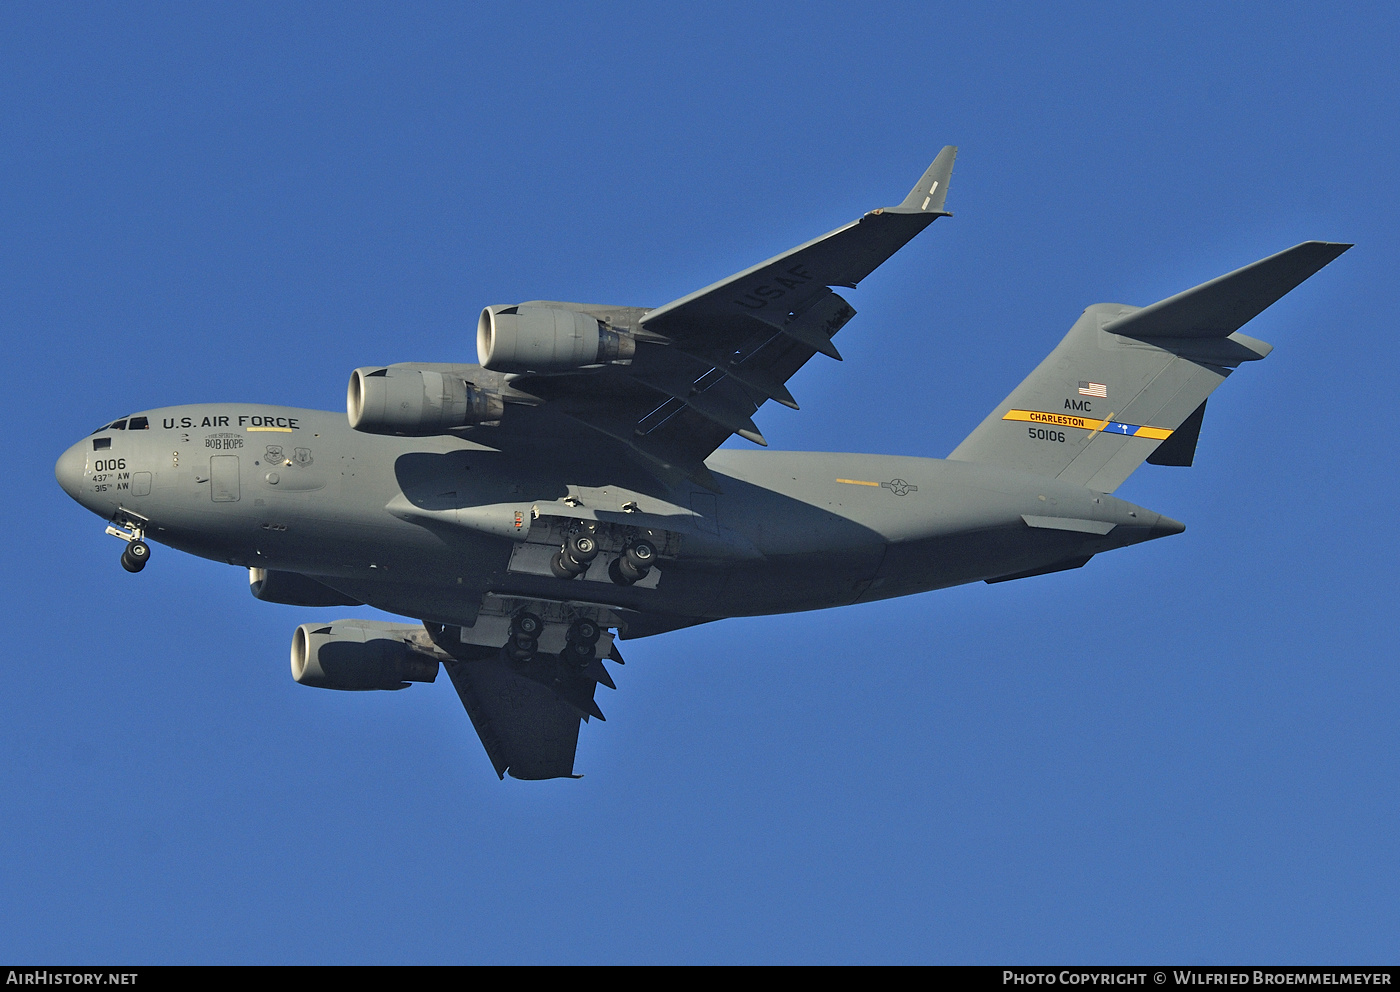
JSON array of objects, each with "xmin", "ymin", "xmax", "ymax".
[{"xmin": 895, "ymin": 145, "xmax": 957, "ymax": 214}]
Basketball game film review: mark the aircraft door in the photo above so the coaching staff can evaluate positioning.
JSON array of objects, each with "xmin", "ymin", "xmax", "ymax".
[
  {"xmin": 690, "ymin": 492, "xmax": 720, "ymax": 535},
  {"xmin": 678, "ymin": 490, "xmax": 732, "ymax": 614},
  {"xmin": 211, "ymin": 455, "xmax": 240, "ymax": 502}
]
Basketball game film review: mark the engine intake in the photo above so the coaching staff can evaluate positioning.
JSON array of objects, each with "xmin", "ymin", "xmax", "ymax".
[
  {"xmin": 347, "ymin": 367, "xmax": 503, "ymax": 435},
  {"xmin": 290, "ymin": 621, "xmax": 439, "ymax": 691},
  {"xmin": 478, "ymin": 305, "xmax": 635, "ymax": 373}
]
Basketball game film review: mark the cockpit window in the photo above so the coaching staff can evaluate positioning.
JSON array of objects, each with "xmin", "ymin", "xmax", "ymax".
[
  {"xmin": 93, "ymin": 438, "xmax": 111, "ymax": 450},
  {"xmin": 91, "ymin": 417, "xmax": 142, "ymax": 434}
]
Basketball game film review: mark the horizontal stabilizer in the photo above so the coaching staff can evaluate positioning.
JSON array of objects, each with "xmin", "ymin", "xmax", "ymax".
[
  {"xmin": 950, "ymin": 241, "xmax": 1350, "ymax": 492},
  {"xmin": 1104, "ymin": 241, "xmax": 1352, "ymax": 339}
]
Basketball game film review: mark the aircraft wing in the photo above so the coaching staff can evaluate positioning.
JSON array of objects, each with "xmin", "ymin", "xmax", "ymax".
[
  {"xmin": 499, "ymin": 147, "xmax": 956, "ymax": 486},
  {"xmin": 443, "ymin": 656, "xmax": 582, "ymax": 779},
  {"xmin": 439, "ymin": 640, "xmax": 621, "ymax": 780},
  {"xmin": 641, "ymin": 145, "xmax": 957, "ymax": 340}
]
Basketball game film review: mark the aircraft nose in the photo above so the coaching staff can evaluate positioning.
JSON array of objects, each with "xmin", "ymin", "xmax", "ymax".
[{"xmin": 55, "ymin": 441, "xmax": 87, "ymax": 501}]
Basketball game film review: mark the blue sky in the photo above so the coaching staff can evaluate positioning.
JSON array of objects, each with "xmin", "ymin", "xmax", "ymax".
[{"xmin": 4, "ymin": 3, "xmax": 1397, "ymax": 963}]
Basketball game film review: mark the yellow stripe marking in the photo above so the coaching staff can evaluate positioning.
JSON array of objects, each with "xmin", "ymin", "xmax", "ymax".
[
  {"xmin": 1004, "ymin": 409, "xmax": 1102, "ymax": 430},
  {"xmin": 247, "ymin": 426, "xmax": 295, "ymax": 432},
  {"xmin": 836, "ymin": 478, "xmax": 881, "ymax": 486},
  {"xmin": 1134, "ymin": 425, "xmax": 1174, "ymax": 440},
  {"xmin": 1002, "ymin": 409, "xmax": 1173, "ymax": 441}
]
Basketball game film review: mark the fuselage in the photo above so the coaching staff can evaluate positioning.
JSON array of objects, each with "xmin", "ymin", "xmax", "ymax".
[{"xmin": 56, "ymin": 403, "xmax": 1181, "ymax": 629}]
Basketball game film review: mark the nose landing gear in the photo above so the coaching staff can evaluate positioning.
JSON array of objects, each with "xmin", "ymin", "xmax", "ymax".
[
  {"xmin": 106, "ymin": 515, "xmax": 151, "ymax": 573},
  {"xmin": 120, "ymin": 540, "xmax": 150, "ymax": 573}
]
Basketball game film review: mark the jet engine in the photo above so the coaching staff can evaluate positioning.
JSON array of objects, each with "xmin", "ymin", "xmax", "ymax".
[
  {"xmin": 347, "ymin": 366, "xmax": 504, "ymax": 435},
  {"xmin": 290, "ymin": 621, "xmax": 440, "ymax": 691},
  {"xmin": 478, "ymin": 305, "xmax": 635, "ymax": 373}
]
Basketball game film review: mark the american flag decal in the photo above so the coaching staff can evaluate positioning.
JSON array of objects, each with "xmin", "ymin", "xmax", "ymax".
[{"xmin": 1078, "ymin": 381, "xmax": 1107, "ymax": 398}]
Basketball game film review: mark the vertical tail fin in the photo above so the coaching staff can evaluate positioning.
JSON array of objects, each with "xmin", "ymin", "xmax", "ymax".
[{"xmin": 948, "ymin": 242, "xmax": 1350, "ymax": 492}]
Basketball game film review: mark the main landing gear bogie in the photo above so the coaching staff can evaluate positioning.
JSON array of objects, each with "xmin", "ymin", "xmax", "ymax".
[
  {"xmin": 550, "ymin": 530, "xmax": 600, "ymax": 579},
  {"xmin": 562, "ymin": 617, "xmax": 602, "ymax": 669},
  {"xmin": 550, "ymin": 520, "xmax": 659, "ymax": 587},
  {"xmin": 608, "ymin": 538, "xmax": 656, "ymax": 586},
  {"xmin": 503, "ymin": 611, "xmax": 544, "ymax": 665},
  {"xmin": 501, "ymin": 610, "xmax": 606, "ymax": 671}
]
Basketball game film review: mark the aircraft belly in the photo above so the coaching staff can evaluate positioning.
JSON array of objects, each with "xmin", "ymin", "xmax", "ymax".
[
  {"xmin": 713, "ymin": 546, "xmax": 887, "ymax": 615},
  {"xmin": 708, "ymin": 451, "xmax": 1034, "ymax": 547},
  {"xmin": 858, "ymin": 526, "xmax": 1090, "ymax": 602},
  {"xmin": 328, "ymin": 579, "xmax": 492, "ymax": 628},
  {"xmin": 704, "ymin": 451, "xmax": 1149, "ymax": 607}
]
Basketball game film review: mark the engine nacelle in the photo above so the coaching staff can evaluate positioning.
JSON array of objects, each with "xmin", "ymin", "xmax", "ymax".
[
  {"xmin": 290, "ymin": 621, "xmax": 440, "ymax": 691},
  {"xmin": 347, "ymin": 366, "xmax": 504, "ymax": 435},
  {"xmin": 478, "ymin": 305, "xmax": 635, "ymax": 373}
]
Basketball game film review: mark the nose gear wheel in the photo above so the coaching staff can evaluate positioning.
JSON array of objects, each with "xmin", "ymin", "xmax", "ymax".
[
  {"xmin": 120, "ymin": 540, "xmax": 149, "ymax": 573},
  {"xmin": 106, "ymin": 513, "xmax": 151, "ymax": 574}
]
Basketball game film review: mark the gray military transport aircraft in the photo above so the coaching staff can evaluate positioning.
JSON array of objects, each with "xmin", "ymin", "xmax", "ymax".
[{"xmin": 55, "ymin": 147, "xmax": 1350, "ymax": 779}]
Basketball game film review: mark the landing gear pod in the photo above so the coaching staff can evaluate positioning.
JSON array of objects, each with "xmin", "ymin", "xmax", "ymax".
[
  {"xmin": 290, "ymin": 621, "xmax": 440, "ymax": 691},
  {"xmin": 347, "ymin": 367, "xmax": 504, "ymax": 435},
  {"xmin": 478, "ymin": 305, "xmax": 635, "ymax": 373},
  {"xmin": 250, "ymin": 568, "xmax": 362, "ymax": 607}
]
